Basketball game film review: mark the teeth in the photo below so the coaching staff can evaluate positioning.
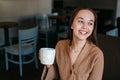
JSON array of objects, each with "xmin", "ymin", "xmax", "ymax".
[{"xmin": 80, "ymin": 31, "xmax": 87, "ymax": 34}]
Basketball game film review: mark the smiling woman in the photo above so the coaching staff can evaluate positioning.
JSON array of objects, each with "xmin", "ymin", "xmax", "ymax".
[{"xmin": 41, "ymin": 7, "xmax": 104, "ymax": 80}]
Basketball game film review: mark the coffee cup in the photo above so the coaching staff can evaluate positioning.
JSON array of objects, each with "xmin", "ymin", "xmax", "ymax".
[{"xmin": 39, "ymin": 48, "xmax": 55, "ymax": 65}]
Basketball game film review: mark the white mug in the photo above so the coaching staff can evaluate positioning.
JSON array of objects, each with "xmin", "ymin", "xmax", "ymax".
[{"xmin": 39, "ymin": 48, "xmax": 55, "ymax": 65}]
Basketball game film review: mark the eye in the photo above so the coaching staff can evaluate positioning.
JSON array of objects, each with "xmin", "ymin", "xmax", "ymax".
[
  {"xmin": 88, "ymin": 22, "xmax": 94, "ymax": 26},
  {"xmin": 78, "ymin": 20, "xmax": 84, "ymax": 24}
]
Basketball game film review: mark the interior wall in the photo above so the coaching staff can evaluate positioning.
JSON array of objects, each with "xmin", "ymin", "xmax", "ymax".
[
  {"xmin": 0, "ymin": 0, "xmax": 52, "ymax": 21},
  {"xmin": 0, "ymin": 0, "xmax": 52, "ymax": 38},
  {"xmin": 64, "ymin": 0, "xmax": 117, "ymax": 10}
]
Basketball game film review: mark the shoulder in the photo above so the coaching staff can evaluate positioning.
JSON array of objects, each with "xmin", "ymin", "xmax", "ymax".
[
  {"xmin": 55, "ymin": 40, "xmax": 70, "ymax": 60},
  {"xmin": 88, "ymin": 41, "xmax": 104, "ymax": 60},
  {"xmin": 55, "ymin": 39, "xmax": 70, "ymax": 48}
]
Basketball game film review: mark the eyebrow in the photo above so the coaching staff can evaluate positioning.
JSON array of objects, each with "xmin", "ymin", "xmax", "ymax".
[{"xmin": 77, "ymin": 17, "xmax": 94, "ymax": 22}]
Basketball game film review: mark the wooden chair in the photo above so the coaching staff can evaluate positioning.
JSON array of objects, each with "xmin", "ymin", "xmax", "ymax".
[{"xmin": 4, "ymin": 26, "xmax": 39, "ymax": 77}]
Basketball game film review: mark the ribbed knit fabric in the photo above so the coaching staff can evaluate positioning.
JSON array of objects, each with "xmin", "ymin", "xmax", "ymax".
[{"xmin": 41, "ymin": 40, "xmax": 104, "ymax": 80}]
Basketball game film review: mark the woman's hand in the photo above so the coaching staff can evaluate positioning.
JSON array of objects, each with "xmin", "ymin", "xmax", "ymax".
[{"xmin": 45, "ymin": 65, "xmax": 52, "ymax": 69}]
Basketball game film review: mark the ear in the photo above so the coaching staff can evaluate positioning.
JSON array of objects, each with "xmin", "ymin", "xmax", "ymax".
[{"xmin": 71, "ymin": 25, "xmax": 74, "ymax": 29}]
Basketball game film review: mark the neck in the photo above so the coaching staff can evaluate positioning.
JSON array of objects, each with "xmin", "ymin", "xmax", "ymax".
[{"xmin": 70, "ymin": 39, "xmax": 87, "ymax": 51}]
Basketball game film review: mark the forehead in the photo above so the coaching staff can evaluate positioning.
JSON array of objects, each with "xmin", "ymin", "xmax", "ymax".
[{"xmin": 75, "ymin": 9, "xmax": 95, "ymax": 21}]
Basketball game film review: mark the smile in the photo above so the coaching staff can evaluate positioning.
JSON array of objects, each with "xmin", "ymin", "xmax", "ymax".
[{"xmin": 79, "ymin": 30, "xmax": 88, "ymax": 35}]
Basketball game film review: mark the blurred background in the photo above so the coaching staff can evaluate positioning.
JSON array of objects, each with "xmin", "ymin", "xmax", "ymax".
[{"xmin": 0, "ymin": 0, "xmax": 120, "ymax": 80}]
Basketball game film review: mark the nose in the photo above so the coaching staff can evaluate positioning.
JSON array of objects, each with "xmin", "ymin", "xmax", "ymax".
[{"xmin": 82, "ymin": 23, "xmax": 87, "ymax": 29}]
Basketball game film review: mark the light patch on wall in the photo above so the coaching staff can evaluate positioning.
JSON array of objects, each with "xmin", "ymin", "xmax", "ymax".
[{"xmin": 0, "ymin": 0, "xmax": 52, "ymax": 21}]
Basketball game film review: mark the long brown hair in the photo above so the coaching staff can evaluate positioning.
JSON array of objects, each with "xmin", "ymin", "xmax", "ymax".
[{"xmin": 69, "ymin": 7, "xmax": 98, "ymax": 46}]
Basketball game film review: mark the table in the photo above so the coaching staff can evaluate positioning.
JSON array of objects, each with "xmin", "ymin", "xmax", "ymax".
[
  {"xmin": 48, "ymin": 14, "xmax": 70, "ymax": 40},
  {"xmin": 0, "ymin": 22, "xmax": 18, "ymax": 46},
  {"xmin": 48, "ymin": 14, "xmax": 71, "ymax": 31}
]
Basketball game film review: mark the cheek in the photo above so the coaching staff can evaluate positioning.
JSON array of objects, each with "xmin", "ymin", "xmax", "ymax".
[
  {"xmin": 71, "ymin": 25, "xmax": 74, "ymax": 29},
  {"xmin": 89, "ymin": 25, "xmax": 94, "ymax": 30},
  {"xmin": 89, "ymin": 27, "xmax": 94, "ymax": 33},
  {"xmin": 71, "ymin": 24, "xmax": 75, "ymax": 29},
  {"xmin": 71, "ymin": 23, "xmax": 80, "ymax": 30},
  {"xmin": 90, "ymin": 27, "xmax": 93, "ymax": 31}
]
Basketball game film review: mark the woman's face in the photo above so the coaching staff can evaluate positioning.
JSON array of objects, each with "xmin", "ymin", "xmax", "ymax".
[{"xmin": 71, "ymin": 9, "xmax": 95, "ymax": 41}]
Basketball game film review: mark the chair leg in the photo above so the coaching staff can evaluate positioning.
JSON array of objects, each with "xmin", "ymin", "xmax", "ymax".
[
  {"xmin": 0, "ymin": 48, "xmax": 4, "ymax": 69},
  {"xmin": 5, "ymin": 50, "xmax": 9, "ymax": 70},
  {"xmin": 19, "ymin": 55, "xmax": 23, "ymax": 77},
  {"xmin": 34, "ymin": 54, "xmax": 38, "ymax": 69}
]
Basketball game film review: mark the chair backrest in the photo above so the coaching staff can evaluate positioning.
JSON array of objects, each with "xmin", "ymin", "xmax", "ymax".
[
  {"xmin": 8, "ymin": 27, "xmax": 18, "ymax": 45},
  {"xmin": 19, "ymin": 16, "xmax": 36, "ymax": 27},
  {"xmin": 18, "ymin": 26, "xmax": 38, "ymax": 54}
]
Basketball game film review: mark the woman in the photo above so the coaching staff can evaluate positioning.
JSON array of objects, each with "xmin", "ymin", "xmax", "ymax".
[{"xmin": 41, "ymin": 7, "xmax": 104, "ymax": 80}]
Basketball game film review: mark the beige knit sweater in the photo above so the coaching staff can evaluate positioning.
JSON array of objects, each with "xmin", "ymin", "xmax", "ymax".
[{"xmin": 41, "ymin": 40, "xmax": 104, "ymax": 80}]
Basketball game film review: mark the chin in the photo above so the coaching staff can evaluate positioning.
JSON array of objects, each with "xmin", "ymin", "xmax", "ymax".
[{"xmin": 79, "ymin": 37, "xmax": 87, "ymax": 41}]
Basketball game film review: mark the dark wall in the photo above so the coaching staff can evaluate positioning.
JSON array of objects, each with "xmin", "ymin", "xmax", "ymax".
[
  {"xmin": 63, "ymin": 0, "xmax": 117, "ymax": 10},
  {"xmin": 53, "ymin": 0, "xmax": 117, "ymax": 34}
]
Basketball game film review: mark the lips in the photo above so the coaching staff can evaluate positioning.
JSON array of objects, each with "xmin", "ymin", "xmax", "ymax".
[{"xmin": 79, "ymin": 30, "xmax": 88, "ymax": 35}]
